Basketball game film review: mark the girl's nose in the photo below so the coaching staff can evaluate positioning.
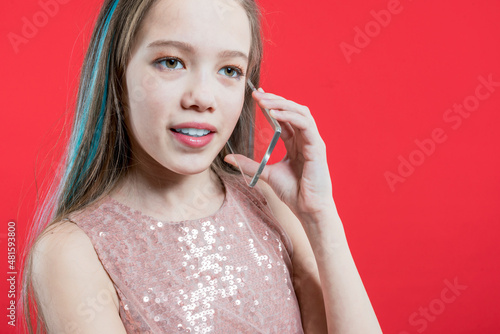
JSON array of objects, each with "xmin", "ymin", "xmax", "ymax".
[{"xmin": 180, "ymin": 74, "xmax": 216, "ymax": 113}]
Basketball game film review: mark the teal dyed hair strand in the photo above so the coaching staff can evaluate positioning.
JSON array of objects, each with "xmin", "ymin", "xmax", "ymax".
[{"xmin": 64, "ymin": 0, "xmax": 120, "ymax": 201}]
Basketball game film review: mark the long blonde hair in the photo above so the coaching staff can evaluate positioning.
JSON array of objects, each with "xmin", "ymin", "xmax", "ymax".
[{"xmin": 19, "ymin": 0, "xmax": 264, "ymax": 332}]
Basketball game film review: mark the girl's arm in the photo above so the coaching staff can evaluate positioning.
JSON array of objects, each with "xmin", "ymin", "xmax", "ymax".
[
  {"xmin": 225, "ymin": 88, "xmax": 383, "ymax": 334},
  {"xmin": 32, "ymin": 221, "xmax": 128, "ymax": 333},
  {"xmin": 259, "ymin": 180, "xmax": 381, "ymax": 334}
]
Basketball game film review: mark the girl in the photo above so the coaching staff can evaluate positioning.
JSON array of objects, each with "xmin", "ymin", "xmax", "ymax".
[{"xmin": 20, "ymin": 0, "xmax": 383, "ymax": 333}]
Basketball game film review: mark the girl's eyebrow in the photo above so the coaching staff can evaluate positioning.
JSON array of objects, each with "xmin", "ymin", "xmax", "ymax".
[{"xmin": 147, "ymin": 39, "xmax": 248, "ymax": 62}]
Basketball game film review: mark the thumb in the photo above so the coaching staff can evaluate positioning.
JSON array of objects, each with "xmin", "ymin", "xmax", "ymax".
[{"xmin": 224, "ymin": 154, "xmax": 261, "ymax": 177}]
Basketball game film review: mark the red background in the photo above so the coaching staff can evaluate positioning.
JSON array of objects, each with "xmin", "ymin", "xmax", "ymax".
[{"xmin": 1, "ymin": 0, "xmax": 499, "ymax": 333}]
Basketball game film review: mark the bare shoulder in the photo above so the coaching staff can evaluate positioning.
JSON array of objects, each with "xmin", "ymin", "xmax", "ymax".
[
  {"xmin": 33, "ymin": 220, "xmax": 95, "ymax": 265},
  {"xmin": 32, "ymin": 220, "xmax": 127, "ymax": 333}
]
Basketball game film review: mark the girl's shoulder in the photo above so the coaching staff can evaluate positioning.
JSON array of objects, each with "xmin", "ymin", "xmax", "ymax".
[
  {"xmin": 218, "ymin": 169, "xmax": 269, "ymax": 208},
  {"xmin": 220, "ymin": 170, "xmax": 295, "ymax": 259},
  {"xmin": 31, "ymin": 219, "xmax": 124, "ymax": 332},
  {"xmin": 65, "ymin": 195, "xmax": 110, "ymax": 223}
]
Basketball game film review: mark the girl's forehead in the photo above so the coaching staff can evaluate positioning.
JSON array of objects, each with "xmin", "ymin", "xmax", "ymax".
[{"xmin": 137, "ymin": 0, "xmax": 251, "ymax": 51}]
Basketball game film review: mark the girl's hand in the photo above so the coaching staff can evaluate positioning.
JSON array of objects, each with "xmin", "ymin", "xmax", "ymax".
[{"xmin": 225, "ymin": 87, "xmax": 336, "ymax": 221}]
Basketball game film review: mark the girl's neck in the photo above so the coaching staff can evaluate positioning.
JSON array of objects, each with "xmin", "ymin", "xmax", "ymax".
[{"xmin": 109, "ymin": 164, "xmax": 225, "ymax": 222}]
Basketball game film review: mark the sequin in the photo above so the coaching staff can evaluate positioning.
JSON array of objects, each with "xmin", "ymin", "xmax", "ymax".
[{"xmin": 68, "ymin": 171, "xmax": 303, "ymax": 333}]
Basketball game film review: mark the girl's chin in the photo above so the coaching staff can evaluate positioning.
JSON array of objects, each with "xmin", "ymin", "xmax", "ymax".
[{"xmin": 160, "ymin": 157, "xmax": 218, "ymax": 175}]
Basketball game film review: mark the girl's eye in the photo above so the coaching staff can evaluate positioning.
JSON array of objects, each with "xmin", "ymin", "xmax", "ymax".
[
  {"xmin": 154, "ymin": 57, "xmax": 243, "ymax": 78},
  {"xmin": 156, "ymin": 57, "xmax": 184, "ymax": 70},
  {"xmin": 219, "ymin": 66, "xmax": 244, "ymax": 78}
]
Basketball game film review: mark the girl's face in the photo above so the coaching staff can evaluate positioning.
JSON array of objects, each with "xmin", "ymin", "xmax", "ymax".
[{"xmin": 125, "ymin": 0, "xmax": 251, "ymax": 176}]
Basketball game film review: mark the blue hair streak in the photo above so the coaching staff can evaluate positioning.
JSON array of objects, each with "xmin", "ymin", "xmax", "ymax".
[{"xmin": 64, "ymin": 0, "xmax": 120, "ymax": 202}]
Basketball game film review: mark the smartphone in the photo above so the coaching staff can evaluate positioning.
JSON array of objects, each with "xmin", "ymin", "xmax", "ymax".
[{"xmin": 226, "ymin": 78, "xmax": 281, "ymax": 187}]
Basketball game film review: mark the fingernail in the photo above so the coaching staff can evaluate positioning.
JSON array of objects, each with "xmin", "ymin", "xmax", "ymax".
[
  {"xmin": 270, "ymin": 109, "xmax": 279, "ymax": 117},
  {"xmin": 258, "ymin": 87, "xmax": 265, "ymax": 92}
]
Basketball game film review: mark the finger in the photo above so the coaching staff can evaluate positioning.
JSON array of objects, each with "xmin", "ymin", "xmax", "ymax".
[
  {"xmin": 224, "ymin": 154, "xmax": 261, "ymax": 177},
  {"xmin": 278, "ymin": 120, "xmax": 298, "ymax": 160},
  {"xmin": 279, "ymin": 121, "xmax": 294, "ymax": 142},
  {"xmin": 270, "ymin": 109, "xmax": 321, "ymax": 146},
  {"xmin": 258, "ymin": 98, "xmax": 311, "ymax": 118},
  {"xmin": 253, "ymin": 88, "xmax": 286, "ymax": 101}
]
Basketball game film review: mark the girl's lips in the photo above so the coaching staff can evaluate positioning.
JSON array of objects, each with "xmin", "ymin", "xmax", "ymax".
[
  {"xmin": 170, "ymin": 129, "xmax": 215, "ymax": 148},
  {"xmin": 171, "ymin": 122, "xmax": 217, "ymax": 132}
]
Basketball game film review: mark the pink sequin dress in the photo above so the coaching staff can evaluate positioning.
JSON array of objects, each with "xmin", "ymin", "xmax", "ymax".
[{"xmin": 67, "ymin": 170, "xmax": 304, "ymax": 333}]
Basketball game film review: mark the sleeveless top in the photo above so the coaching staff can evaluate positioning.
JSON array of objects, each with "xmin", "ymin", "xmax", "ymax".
[{"xmin": 67, "ymin": 170, "xmax": 304, "ymax": 333}]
